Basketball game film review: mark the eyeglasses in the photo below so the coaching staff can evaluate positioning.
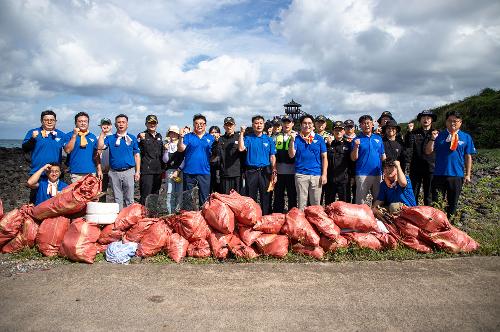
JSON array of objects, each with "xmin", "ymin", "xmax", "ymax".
[
  {"xmin": 447, "ymin": 119, "xmax": 462, "ymax": 124},
  {"xmin": 194, "ymin": 122, "xmax": 206, "ymax": 127},
  {"xmin": 43, "ymin": 118, "xmax": 56, "ymax": 123}
]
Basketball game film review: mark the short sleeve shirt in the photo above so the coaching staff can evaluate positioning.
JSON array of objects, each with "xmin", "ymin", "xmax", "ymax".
[
  {"xmin": 352, "ymin": 133, "xmax": 385, "ymax": 176},
  {"xmin": 244, "ymin": 133, "xmax": 276, "ymax": 167},
  {"xmin": 294, "ymin": 133, "xmax": 327, "ymax": 176},
  {"xmin": 377, "ymin": 176, "xmax": 417, "ymax": 207},
  {"xmin": 35, "ymin": 178, "xmax": 68, "ymax": 206},
  {"xmin": 183, "ymin": 132, "xmax": 214, "ymax": 175},
  {"xmin": 103, "ymin": 134, "xmax": 140, "ymax": 170},
  {"xmin": 23, "ymin": 127, "xmax": 65, "ymax": 174},
  {"xmin": 64, "ymin": 132, "xmax": 98, "ymax": 174},
  {"xmin": 433, "ymin": 130, "xmax": 476, "ymax": 177}
]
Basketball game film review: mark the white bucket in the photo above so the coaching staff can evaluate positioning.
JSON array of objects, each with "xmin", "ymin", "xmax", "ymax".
[
  {"xmin": 86, "ymin": 202, "xmax": 120, "ymax": 215},
  {"xmin": 86, "ymin": 213, "xmax": 118, "ymax": 225}
]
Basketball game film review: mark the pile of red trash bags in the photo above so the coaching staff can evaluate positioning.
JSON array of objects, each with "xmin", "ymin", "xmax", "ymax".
[{"xmin": 0, "ymin": 185, "xmax": 479, "ymax": 263}]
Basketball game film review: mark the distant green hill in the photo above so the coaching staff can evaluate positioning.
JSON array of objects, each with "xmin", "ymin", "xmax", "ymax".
[{"xmin": 407, "ymin": 88, "xmax": 500, "ymax": 149}]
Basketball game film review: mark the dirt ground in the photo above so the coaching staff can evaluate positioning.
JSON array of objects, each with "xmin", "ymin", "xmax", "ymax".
[{"xmin": 0, "ymin": 256, "xmax": 499, "ymax": 331}]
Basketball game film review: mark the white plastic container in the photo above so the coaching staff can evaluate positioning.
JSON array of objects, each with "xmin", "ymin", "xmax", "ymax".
[
  {"xmin": 85, "ymin": 213, "xmax": 118, "ymax": 225},
  {"xmin": 86, "ymin": 202, "xmax": 120, "ymax": 215}
]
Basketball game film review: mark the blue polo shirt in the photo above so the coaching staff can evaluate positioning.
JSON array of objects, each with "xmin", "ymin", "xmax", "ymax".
[
  {"xmin": 64, "ymin": 132, "xmax": 98, "ymax": 174},
  {"xmin": 352, "ymin": 133, "xmax": 385, "ymax": 176},
  {"xmin": 23, "ymin": 127, "xmax": 65, "ymax": 174},
  {"xmin": 377, "ymin": 176, "xmax": 416, "ymax": 207},
  {"xmin": 35, "ymin": 178, "xmax": 68, "ymax": 206},
  {"xmin": 103, "ymin": 134, "xmax": 140, "ymax": 170},
  {"xmin": 434, "ymin": 130, "xmax": 476, "ymax": 177},
  {"xmin": 244, "ymin": 133, "xmax": 276, "ymax": 167},
  {"xmin": 294, "ymin": 133, "xmax": 327, "ymax": 176},
  {"xmin": 183, "ymin": 132, "xmax": 214, "ymax": 175}
]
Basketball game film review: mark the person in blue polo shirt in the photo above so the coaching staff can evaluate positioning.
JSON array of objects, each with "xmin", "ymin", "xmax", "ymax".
[
  {"xmin": 22, "ymin": 109, "xmax": 65, "ymax": 204},
  {"xmin": 27, "ymin": 163, "xmax": 68, "ymax": 206},
  {"xmin": 372, "ymin": 159, "xmax": 416, "ymax": 219},
  {"xmin": 98, "ymin": 114, "xmax": 140, "ymax": 210},
  {"xmin": 289, "ymin": 114, "xmax": 328, "ymax": 210},
  {"xmin": 238, "ymin": 115, "xmax": 277, "ymax": 215},
  {"xmin": 351, "ymin": 114, "xmax": 386, "ymax": 205},
  {"xmin": 177, "ymin": 114, "xmax": 214, "ymax": 207},
  {"xmin": 63, "ymin": 111, "xmax": 99, "ymax": 183},
  {"xmin": 425, "ymin": 110, "xmax": 476, "ymax": 217}
]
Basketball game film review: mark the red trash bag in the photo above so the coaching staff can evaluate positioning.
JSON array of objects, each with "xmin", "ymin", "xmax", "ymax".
[
  {"xmin": 292, "ymin": 243, "xmax": 324, "ymax": 260},
  {"xmin": 36, "ymin": 216, "xmax": 71, "ymax": 257},
  {"xmin": 187, "ymin": 239, "xmax": 211, "ymax": 258},
  {"xmin": 31, "ymin": 175, "xmax": 101, "ymax": 220},
  {"xmin": 319, "ymin": 235, "xmax": 349, "ymax": 252},
  {"xmin": 344, "ymin": 232, "xmax": 383, "ymax": 250},
  {"xmin": 228, "ymin": 235, "xmax": 259, "ymax": 259},
  {"xmin": 325, "ymin": 201, "xmax": 378, "ymax": 232},
  {"xmin": 136, "ymin": 220, "xmax": 173, "ymax": 258},
  {"xmin": 255, "ymin": 234, "xmax": 289, "ymax": 258},
  {"xmin": 165, "ymin": 233, "xmax": 189, "ymax": 263},
  {"xmin": 96, "ymin": 243, "xmax": 108, "ymax": 254},
  {"xmin": 0, "ymin": 205, "xmax": 31, "ymax": 246},
  {"xmin": 114, "ymin": 203, "xmax": 147, "ymax": 231},
  {"xmin": 123, "ymin": 218, "xmax": 157, "ymax": 243},
  {"xmin": 373, "ymin": 233, "xmax": 398, "ymax": 250},
  {"xmin": 202, "ymin": 197, "xmax": 235, "ymax": 234},
  {"xmin": 422, "ymin": 226, "xmax": 480, "ymax": 253},
  {"xmin": 391, "ymin": 217, "xmax": 434, "ymax": 253},
  {"xmin": 172, "ymin": 211, "xmax": 211, "ymax": 242},
  {"xmin": 238, "ymin": 225, "xmax": 263, "ymax": 247},
  {"xmin": 304, "ymin": 205, "xmax": 341, "ymax": 239},
  {"xmin": 2, "ymin": 217, "xmax": 39, "ymax": 254},
  {"xmin": 253, "ymin": 213, "xmax": 286, "ymax": 234},
  {"xmin": 281, "ymin": 208, "xmax": 320, "ymax": 246},
  {"xmin": 212, "ymin": 190, "xmax": 262, "ymax": 226},
  {"xmin": 59, "ymin": 218, "xmax": 101, "ymax": 264},
  {"xmin": 97, "ymin": 224, "xmax": 124, "ymax": 244},
  {"xmin": 0, "ymin": 199, "xmax": 3, "ymax": 219},
  {"xmin": 208, "ymin": 232, "xmax": 232, "ymax": 259},
  {"xmin": 398, "ymin": 206, "xmax": 451, "ymax": 233}
]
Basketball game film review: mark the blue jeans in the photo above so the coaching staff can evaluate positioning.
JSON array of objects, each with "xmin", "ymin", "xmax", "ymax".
[
  {"xmin": 165, "ymin": 169, "xmax": 182, "ymax": 214},
  {"xmin": 183, "ymin": 173, "xmax": 211, "ymax": 208}
]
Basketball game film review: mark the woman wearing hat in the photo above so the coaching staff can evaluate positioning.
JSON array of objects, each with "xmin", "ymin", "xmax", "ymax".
[
  {"xmin": 405, "ymin": 110, "xmax": 437, "ymax": 206},
  {"xmin": 162, "ymin": 125, "xmax": 184, "ymax": 213},
  {"xmin": 382, "ymin": 120, "xmax": 406, "ymax": 171}
]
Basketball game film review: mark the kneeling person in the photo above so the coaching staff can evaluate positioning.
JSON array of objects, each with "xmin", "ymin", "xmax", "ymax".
[
  {"xmin": 27, "ymin": 163, "xmax": 68, "ymax": 206},
  {"xmin": 372, "ymin": 159, "xmax": 416, "ymax": 218}
]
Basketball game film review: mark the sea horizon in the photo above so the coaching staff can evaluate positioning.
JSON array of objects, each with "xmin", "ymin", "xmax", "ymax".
[{"xmin": 0, "ymin": 139, "xmax": 23, "ymax": 148}]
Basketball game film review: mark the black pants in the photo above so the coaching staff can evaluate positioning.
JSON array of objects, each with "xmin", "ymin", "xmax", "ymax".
[
  {"xmin": 220, "ymin": 176, "xmax": 241, "ymax": 194},
  {"xmin": 324, "ymin": 181, "xmax": 348, "ymax": 205},
  {"xmin": 245, "ymin": 168, "xmax": 271, "ymax": 215},
  {"xmin": 273, "ymin": 173, "xmax": 296, "ymax": 213},
  {"xmin": 410, "ymin": 171, "xmax": 433, "ymax": 206},
  {"xmin": 139, "ymin": 173, "xmax": 162, "ymax": 205},
  {"xmin": 431, "ymin": 176, "xmax": 463, "ymax": 217},
  {"xmin": 99, "ymin": 173, "xmax": 110, "ymax": 203},
  {"xmin": 346, "ymin": 177, "xmax": 356, "ymax": 204}
]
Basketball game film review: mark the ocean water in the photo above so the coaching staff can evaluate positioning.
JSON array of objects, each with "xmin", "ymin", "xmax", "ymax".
[{"xmin": 0, "ymin": 139, "xmax": 23, "ymax": 148}]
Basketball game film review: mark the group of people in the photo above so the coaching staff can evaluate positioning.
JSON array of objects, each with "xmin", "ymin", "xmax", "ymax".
[{"xmin": 22, "ymin": 107, "xmax": 476, "ymax": 218}]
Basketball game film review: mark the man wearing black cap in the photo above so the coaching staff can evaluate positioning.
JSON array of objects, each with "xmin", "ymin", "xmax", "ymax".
[
  {"xmin": 273, "ymin": 115, "xmax": 297, "ymax": 212},
  {"xmin": 314, "ymin": 115, "xmax": 330, "ymax": 140},
  {"xmin": 382, "ymin": 120, "xmax": 406, "ymax": 171},
  {"xmin": 137, "ymin": 114, "xmax": 164, "ymax": 205},
  {"xmin": 211, "ymin": 116, "xmax": 244, "ymax": 194},
  {"xmin": 324, "ymin": 121, "xmax": 351, "ymax": 204},
  {"xmin": 343, "ymin": 119, "xmax": 357, "ymax": 203},
  {"xmin": 426, "ymin": 110, "xmax": 476, "ymax": 217},
  {"xmin": 405, "ymin": 110, "xmax": 436, "ymax": 205}
]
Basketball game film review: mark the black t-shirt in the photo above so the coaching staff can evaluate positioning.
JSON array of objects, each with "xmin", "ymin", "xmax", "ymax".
[
  {"xmin": 138, "ymin": 131, "xmax": 164, "ymax": 174},
  {"xmin": 405, "ymin": 128, "xmax": 435, "ymax": 173},
  {"xmin": 212, "ymin": 132, "xmax": 244, "ymax": 177},
  {"xmin": 327, "ymin": 139, "xmax": 352, "ymax": 183},
  {"xmin": 383, "ymin": 138, "xmax": 406, "ymax": 170}
]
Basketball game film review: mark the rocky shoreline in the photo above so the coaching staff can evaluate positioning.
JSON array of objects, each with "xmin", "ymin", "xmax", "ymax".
[{"xmin": 0, "ymin": 147, "xmax": 31, "ymax": 213}]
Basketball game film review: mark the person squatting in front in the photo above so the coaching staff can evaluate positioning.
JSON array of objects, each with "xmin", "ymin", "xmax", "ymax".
[{"xmin": 27, "ymin": 163, "xmax": 68, "ymax": 206}]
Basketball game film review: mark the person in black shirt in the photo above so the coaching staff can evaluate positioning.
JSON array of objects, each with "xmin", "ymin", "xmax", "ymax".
[
  {"xmin": 405, "ymin": 110, "xmax": 436, "ymax": 205},
  {"xmin": 209, "ymin": 125, "xmax": 221, "ymax": 193},
  {"xmin": 137, "ymin": 115, "xmax": 164, "ymax": 205},
  {"xmin": 382, "ymin": 120, "xmax": 406, "ymax": 171},
  {"xmin": 211, "ymin": 117, "xmax": 244, "ymax": 194},
  {"xmin": 343, "ymin": 119, "xmax": 357, "ymax": 203},
  {"xmin": 324, "ymin": 121, "xmax": 352, "ymax": 204}
]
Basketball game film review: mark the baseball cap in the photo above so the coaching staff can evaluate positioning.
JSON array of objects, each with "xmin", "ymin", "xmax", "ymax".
[
  {"xmin": 99, "ymin": 118, "xmax": 111, "ymax": 126},
  {"xmin": 271, "ymin": 118, "xmax": 281, "ymax": 126},
  {"xmin": 315, "ymin": 115, "xmax": 327, "ymax": 122},
  {"xmin": 281, "ymin": 115, "xmax": 293, "ymax": 123},
  {"xmin": 146, "ymin": 114, "xmax": 158, "ymax": 123},
  {"xmin": 333, "ymin": 120, "xmax": 345, "ymax": 129},
  {"xmin": 223, "ymin": 116, "xmax": 235, "ymax": 125},
  {"xmin": 344, "ymin": 119, "xmax": 355, "ymax": 127}
]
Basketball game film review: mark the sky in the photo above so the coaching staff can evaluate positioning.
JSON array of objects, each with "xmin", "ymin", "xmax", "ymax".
[{"xmin": 0, "ymin": 0, "xmax": 499, "ymax": 139}]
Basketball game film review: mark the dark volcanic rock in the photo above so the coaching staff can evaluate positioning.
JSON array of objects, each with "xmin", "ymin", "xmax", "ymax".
[{"xmin": 0, "ymin": 147, "xmax": 31, "ymax": 213}]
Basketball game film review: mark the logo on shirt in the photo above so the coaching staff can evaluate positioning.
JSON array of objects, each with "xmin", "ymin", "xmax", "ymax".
[
  {"xmin": 206, "ymin": 139, "xmax": 211, "ymax": 143},
  {"xmin": 55, "ymin": 138, "xmax": 61, "ymax": 142},
  {"xmin": 313, "ymin": 140, "xmax": 318, "ymax": 143},
  {"xmin": 89, "ymin": 138, "xmax": 95, "ymax": 142},
  {"xmin": 458, "ymin": 141, "xmax": 464, "ymax": 145},
  {"xmin": 374, "ymin": 139, "xmax": 380, "ymax": 143},
  {"xmin": 263, "ymin": 143, "xmax": 269, "ymax": 147}
]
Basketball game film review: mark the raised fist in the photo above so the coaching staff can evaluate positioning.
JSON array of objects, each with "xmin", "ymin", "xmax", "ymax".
[
  {"xmin": 139, "ymin": 132, "xmax": 146, "ymax": 140},
  {"xmin": 240, "ymin": 125, "xmax": 247, "ymax": 133},
  {"xmin": 354, "ymin": 139, "xmax": 361, "ymax": 146},
  {"xmin": 407, "ymin": 123, "xmax": 414, "ymax": 132},
  {"xmin": 180, "ymin": 127, "xmax": 190, "ymax": 137},
  {"xmin": 32, "ymin": 130, "xmax": 39, "ymax": 138},
  {"xmin": 73, "ymin": 127, "xmax": 80, "ymax": 135},
  {"xmin": 431, "ymin": 130, "xmax": 439, "ymax": 140}
]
